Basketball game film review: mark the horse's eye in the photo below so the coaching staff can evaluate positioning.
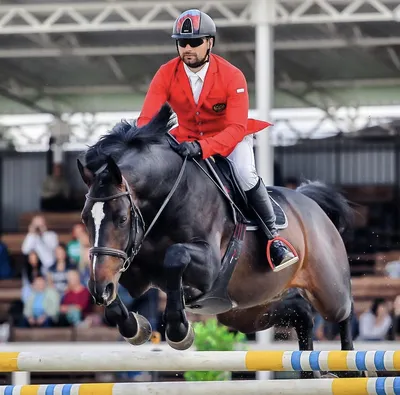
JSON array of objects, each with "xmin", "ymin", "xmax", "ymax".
[{"xmin": 119, "ymin": 216, "xmax": 128, "ymax": 224}]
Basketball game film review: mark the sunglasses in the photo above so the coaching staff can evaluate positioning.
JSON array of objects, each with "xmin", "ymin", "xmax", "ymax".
[{"xmin": 177, "ymin": 38, "xmax": 205, "ymax": 48}]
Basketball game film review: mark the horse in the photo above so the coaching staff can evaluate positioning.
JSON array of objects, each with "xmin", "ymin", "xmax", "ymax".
[{"xmin": 77, "ymin": 103, "xmax": 361, "ymax": 379}]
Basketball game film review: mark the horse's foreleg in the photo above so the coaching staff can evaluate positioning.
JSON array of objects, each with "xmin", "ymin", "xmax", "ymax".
[
  {"xmin": 104, "ymin": 295, "xmax": 152, "ymax": 345},
  {"xmin": 163, "ymin": 243, "xmax": 193, "ymax": 350},
  {"xmin": 163, "ymin": 241, "xmax": 217, "ymax": 350}
]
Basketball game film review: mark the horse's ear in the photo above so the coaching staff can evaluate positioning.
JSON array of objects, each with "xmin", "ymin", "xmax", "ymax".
[
  {"xmin": 106, "ymin": 156, "xmax": 122, "ymax": 185},
  {"xmin": 77, "ymin": 159, "xmax": 94, "ymax": 187}
]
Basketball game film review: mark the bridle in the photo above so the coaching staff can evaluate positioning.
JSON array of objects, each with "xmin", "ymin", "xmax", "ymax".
[{"xmin": 85, "ymin": 156, "xmax": 188, "ymax": 273}]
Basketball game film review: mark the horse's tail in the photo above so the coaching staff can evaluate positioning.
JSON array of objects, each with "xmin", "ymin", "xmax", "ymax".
[{"xmin": 296, "ymin": 180, "xmax": 353, "ymax": 234}]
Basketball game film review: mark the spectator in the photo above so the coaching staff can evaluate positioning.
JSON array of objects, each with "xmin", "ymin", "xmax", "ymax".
[
  {"xmin": 24, "ymin": 251, "xmax": 43, "ymax": 283},
  {"xmin": 21, "ymin": 276, "xmax": 60, "ymax": 327},
  {"xmin": 77, "ymin": 232, "xmax": 90, "ymax": 286},
  {"xmin": 67, "ymin": 224, "xmax": 86, "ymax": 266},
  {"xmin": 21, "ymin": 215, "xmax": 58, "ymax": 274},
  {"xmin": 390, "ymin": 295, "xmax": 400, "ymax": 338},
  {"xmin": 57, "ymin": 270, "xmax": 92, "ymax": 327},
  {"xmin": 131, "ymin": 288, "xmax": 160, "ymax": 333},
  {"xmin": 0, "ymin": 240, "xmax": 13, "ymax": 279},
  {"xmin": 358, "ymin": 298, "xmax": 392, "ymax": 341},
  {"xmin": 385, "ymin": 258, "xmax": 400, "ymax": 278},
  {"xmin": 47, "ymin": 244, "xmax": 77, "ymax": 296},
  {"xmin": 40, "ymin": 163, "xmax": 71, "ymax": 212},
  {"xmin": 78, "ymin": 304, "xmax": 105, "ymax": 328},
  {"xmin": 21, "ymin": 251, "xmax": 44, "ymax": 303},
  {"xmin": 313, "ymin": 311, "xmax": 359, "ymax": 341}
]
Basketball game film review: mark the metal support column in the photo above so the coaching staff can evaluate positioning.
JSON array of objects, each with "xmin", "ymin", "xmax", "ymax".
[
  {"xmin": 254, "ymin": 0, "xmax": 274, "ymax": 185},
  {"xmin": 252, "ymin": 0, "xmax": 275, "ymax": 381}
]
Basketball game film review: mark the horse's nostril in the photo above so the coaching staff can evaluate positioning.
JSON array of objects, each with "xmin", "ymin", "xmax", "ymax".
[{"xmin": 104, "ymin": 282, "xmax": 114, "ymax": 299}]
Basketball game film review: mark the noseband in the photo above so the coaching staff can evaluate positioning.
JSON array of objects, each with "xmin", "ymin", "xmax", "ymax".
[
  {"xmin": 85, "ymin": 176, "xmax": 145, "ymax": 272},
  {"xmin": 85, "ymin": 156, "xmax": 188, "ymax": 273}
]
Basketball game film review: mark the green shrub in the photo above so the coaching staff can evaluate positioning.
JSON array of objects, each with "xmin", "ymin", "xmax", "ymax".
[{"xmin": 183, "ymin": 318, "xmax": 247, "ymax": 381}]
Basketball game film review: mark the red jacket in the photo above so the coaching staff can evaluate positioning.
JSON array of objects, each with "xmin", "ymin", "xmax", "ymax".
[{"xmin": 137, "ymin": 54, "xmax": 271, "ymax": 159}]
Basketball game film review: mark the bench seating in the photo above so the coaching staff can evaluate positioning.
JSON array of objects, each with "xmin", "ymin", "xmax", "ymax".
[
  {"xmin": 351, "ymin": 276, "xmax": 400, "ymax": 316},
  {"xmin": 351, "ymin": 276, "xmax": 400, "ymax": 299},
  {"xmin": 19, "ymin": 211, "xmax": 82, "ymax": 233},
  {"xmin": 9, "ymin": 326, "xmax": 121, "ymax": 342}
]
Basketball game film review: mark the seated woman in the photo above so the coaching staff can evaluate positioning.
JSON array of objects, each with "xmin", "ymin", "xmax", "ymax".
[
  {"xmin": 57, "ymin": 270, "xmax": 92, "ymax": 327},
  {"xmin": 47, "ymin": 244, "xmax": 77, "ymax": 296},
  {"xmin": 21, "ymin": 251, "xmax": 44, "ymax": 303},
  {"xmin": 358, "ymin": 298, "xmax": 392, "ymax": 341},
  {"xmin": 20, "ymin": 276, "xmax": 60, "ymax": 327}
]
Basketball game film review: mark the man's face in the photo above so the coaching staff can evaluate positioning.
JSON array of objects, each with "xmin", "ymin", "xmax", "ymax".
[{"xmin": 177, "ymin": 37, "xmax": 212, "ymax": 68}]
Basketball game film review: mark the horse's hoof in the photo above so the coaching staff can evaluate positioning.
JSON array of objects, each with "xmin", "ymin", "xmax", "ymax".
[
  {"xmin": 166, "ymin": 322, "xmax": 195, "ymax": 350},
  {"xmin": 124, "ymin": 313, "xmax": 152, "ymax": 346}
]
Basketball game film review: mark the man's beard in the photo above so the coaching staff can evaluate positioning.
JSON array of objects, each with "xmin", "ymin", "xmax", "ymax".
[{"xmin": 181, "ymin": 53, "xmax": 207, "ymax": 69}]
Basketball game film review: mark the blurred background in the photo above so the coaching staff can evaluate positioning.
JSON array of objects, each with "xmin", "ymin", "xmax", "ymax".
[{"xmin": 1, "ymin": 0, "xmax": 400, "ymax": 385}]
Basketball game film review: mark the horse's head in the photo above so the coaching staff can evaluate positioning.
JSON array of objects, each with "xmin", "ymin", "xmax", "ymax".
[
  {"xmin": 77, "ymin": 104, "xmax": 178, "ymax": 305},
  {"xmin": 78, "ymin": 155, "xmax": 144, "ymax": 305}
]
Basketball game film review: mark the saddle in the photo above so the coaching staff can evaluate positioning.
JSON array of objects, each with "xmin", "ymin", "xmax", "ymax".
[
  {"xmin": 185, "ymin": 155, "xmax": 290, "ymax": 316},
  {"xmin": 205, "ymin": 155, "xmax": 288, "ymax": 230}
]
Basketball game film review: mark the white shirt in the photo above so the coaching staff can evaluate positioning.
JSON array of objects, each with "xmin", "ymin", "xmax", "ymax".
[
  {"xmin": 183, "ymin": 61, "xmax": 210, "ymax": 104},
  {"xmin": 21, "ymin": 231, "xmax": 59, "ymax": 272}
]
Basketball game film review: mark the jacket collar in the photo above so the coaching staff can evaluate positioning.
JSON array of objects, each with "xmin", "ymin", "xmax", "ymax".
[{"xmin": 176, "ymin": 54, "xmax": 218, "ymax": 108}]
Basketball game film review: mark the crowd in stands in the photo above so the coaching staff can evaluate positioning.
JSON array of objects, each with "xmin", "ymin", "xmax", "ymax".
[
  {"xmin": 9, "ymin": 218, "xmax": 93, "ymax": 328},
  {"xmin": 0, "ymin": 215, "xmax": 161, "ymax": 334}
]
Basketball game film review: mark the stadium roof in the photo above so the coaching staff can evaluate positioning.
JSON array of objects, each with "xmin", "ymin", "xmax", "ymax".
[{"xmin": 1, "ymin": 0, "xmax": 400, "ymax": 149}]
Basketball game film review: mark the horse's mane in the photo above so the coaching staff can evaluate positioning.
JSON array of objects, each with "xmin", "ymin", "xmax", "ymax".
[{"xmin": 84, "ymin": 103, "xmax": 176, "ymax": 172}]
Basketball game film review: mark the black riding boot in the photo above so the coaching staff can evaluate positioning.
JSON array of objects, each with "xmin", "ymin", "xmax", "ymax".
[{"xmin": 245, "ymin": 178, "xmax": 299, "ymax": 272}]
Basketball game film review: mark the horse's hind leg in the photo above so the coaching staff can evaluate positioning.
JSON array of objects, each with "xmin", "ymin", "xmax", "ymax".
[
  {"xmin": 272, "ymin": 290, "xmax": 321, "ymax": 379},
  {"xmin": 335, "ymin": 311, "xmax": 360, "ymax": 378},
  {"xmin": 338, "ymin": 309, "xmax": 377, "ymax": 378},
  {"xmin": 301, "ymin": 274, "xmax": 374, "ymax": 378}
]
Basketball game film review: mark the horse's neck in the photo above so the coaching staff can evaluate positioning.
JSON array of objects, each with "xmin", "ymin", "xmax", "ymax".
[{"xmin": 131, "ymin": 154, "xmax": 232, "ymax": 241}]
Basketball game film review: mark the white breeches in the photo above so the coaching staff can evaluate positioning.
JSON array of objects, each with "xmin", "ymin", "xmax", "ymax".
[{"xmin": 227, "ymin": 135, "xmax": 259, "ymax": 191}]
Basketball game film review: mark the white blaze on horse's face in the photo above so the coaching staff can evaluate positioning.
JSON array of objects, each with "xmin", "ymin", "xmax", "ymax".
[{"xmin": 91, "ymin": 202, "xmax": 105, "ymax": 277}]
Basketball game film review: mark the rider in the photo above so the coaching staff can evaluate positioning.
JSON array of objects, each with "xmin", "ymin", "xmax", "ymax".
[{"xmin": 137, "ymin": 9, "xmax": 298, "ymax": 272}]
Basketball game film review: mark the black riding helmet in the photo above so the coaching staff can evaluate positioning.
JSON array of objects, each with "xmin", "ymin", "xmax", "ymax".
[
  {"xmin": 172, "ymin": 9, "xmax": 216, "ymax": 46},
  {"xmin": 172, "ymin": 9, "xmax": 216, "ymax": 68}
]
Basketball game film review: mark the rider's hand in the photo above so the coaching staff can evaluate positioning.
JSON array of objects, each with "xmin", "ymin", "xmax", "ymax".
[{"xmin": 174, "ymin": 141, "xmax": 202, "ymax": 159}]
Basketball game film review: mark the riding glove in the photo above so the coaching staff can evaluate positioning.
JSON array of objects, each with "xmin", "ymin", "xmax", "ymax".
[{"xmin": 174, "ymin": 141, "xmax": 202, "ymax": 159}]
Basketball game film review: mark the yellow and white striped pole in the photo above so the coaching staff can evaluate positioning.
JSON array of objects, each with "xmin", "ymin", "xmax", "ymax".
[
  {"xmin": 0, "ymin": 378, "xmax": 399, "ymax": 395},
  {"xmin": 1, "ymin": 350, "xmax": 400, "ymax": 372}
]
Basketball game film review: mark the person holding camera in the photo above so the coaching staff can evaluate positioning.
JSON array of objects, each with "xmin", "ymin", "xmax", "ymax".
[{"xmin": 21, "ymin": 215, "xmax": 59, "ymax": 275}]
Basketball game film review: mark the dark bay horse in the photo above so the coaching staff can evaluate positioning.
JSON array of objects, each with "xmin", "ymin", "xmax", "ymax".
[{"xmin": 77, "ymin": 104, "xmax": 359, "ymax": 378}]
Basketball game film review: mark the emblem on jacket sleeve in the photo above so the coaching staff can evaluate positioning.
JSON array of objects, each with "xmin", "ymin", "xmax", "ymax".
[{"xmin": 213, "ymin": 103, "xmax": 226, "ymax": 112}]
